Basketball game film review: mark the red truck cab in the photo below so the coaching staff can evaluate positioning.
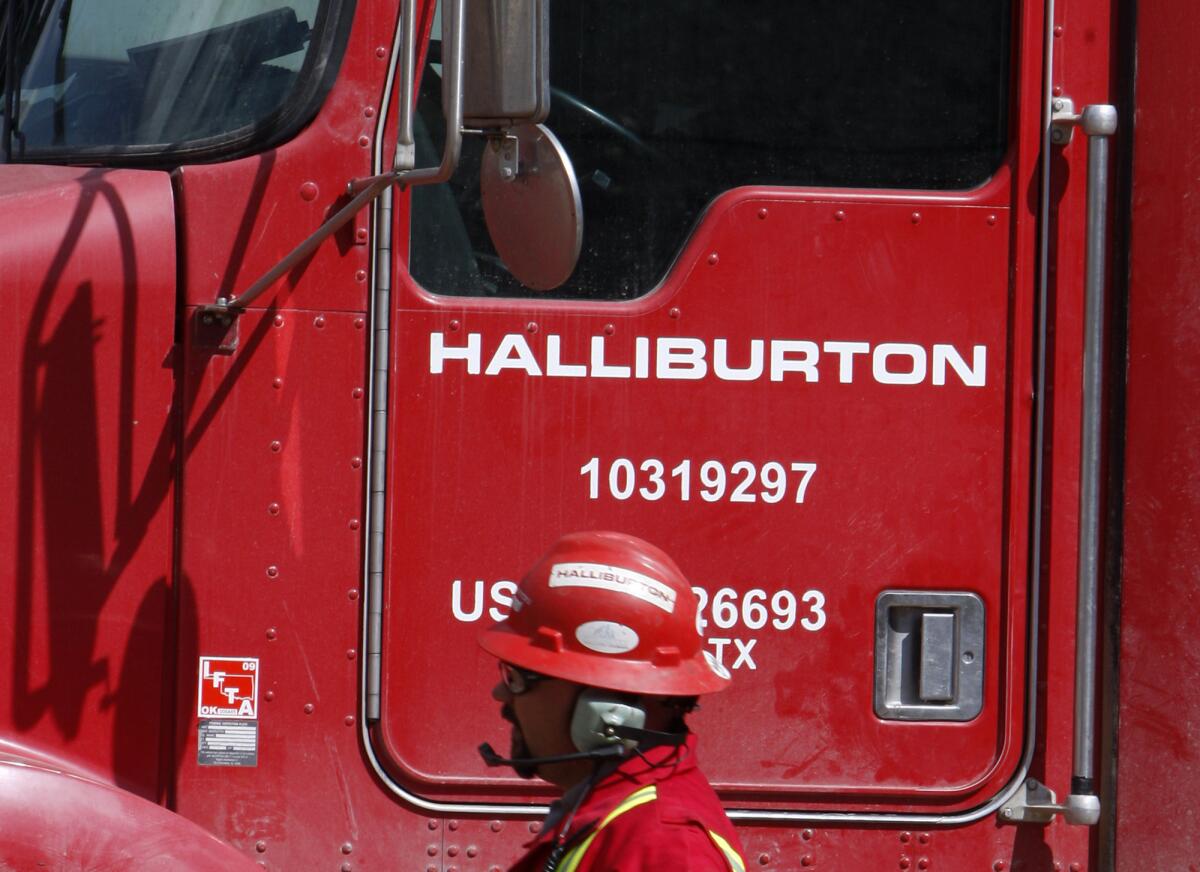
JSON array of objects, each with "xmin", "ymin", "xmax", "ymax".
[{"xmin": 1, "ymin": 0, "xmax": 1196, "ymax": 868}]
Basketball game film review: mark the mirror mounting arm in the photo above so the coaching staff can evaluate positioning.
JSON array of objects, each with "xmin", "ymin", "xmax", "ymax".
[
  {"xmin": 348, "ymin": 0, "xmax": 465, "ymax": 195},
  {"xmin": 202, "ymin": 0, "xmax": 466, "ymax": 317},
  {"xmin": 392, "ymin": 0, "xmax": 419, "ymax": 173}
]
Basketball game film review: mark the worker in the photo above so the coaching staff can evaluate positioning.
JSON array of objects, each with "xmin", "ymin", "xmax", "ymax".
[{"xmin": 478, "ymin": 531, "xmax": 746, "ymax": 872}]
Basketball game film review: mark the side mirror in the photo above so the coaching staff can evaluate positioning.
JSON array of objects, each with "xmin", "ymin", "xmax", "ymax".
[
  {"xmin": 462, "ymin": 2, "xmax": 579, "ymax": 290},
  {"xmin": 480, "ymin": 123, "xmax": 582, "ymax": 291},
  {"xmin": 380, "ymin": 0, "xmax": 578, "ymax": 290},
  {"xmin": 462, "ymin": 0, "xmax": 550, "ymax": 129}
]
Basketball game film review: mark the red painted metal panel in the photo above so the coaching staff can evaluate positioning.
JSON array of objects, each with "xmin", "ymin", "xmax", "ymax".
[
  {"xmin": 164, "ymin": 3, "xmax": 499, "ymax": 867},
  {"xmin": 168, "ymin": 3, "xmax": 424, "ymax": 863},
  {"xmin": 176, "ymin": 306, "xmax": 374, "ymax": 859},
  {"xmin": 175, "ymin": 303, "xmax": 524, "ymax": 869},
  {"xmin": 379, "ymin": 180, "xmax": 1030, "ymax": 811},
  {"xmin": 0, "ymin": 166, "xmax": 177, "ymax": 800},
  {"xmin": 173, "ymin": 4, "xmax": 387, "ymax": 314},
  {"xmin": 366, "ymin": 0, "xmax": 1104, "ymax": 858},
  {"xmin": 1115, "ymin": 0, "xmax": 1200, "ymax": 866}
]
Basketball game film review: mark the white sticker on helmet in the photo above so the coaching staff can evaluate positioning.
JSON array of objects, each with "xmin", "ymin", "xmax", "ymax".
[
  {"xmin": 548, "ymin": 562, "xmax": 677, "ymax": 613},
  {"xmin": 576, "ymin": 621, "xmax": 640, "ymax": 654},
  {"xmin": 704, "ymin": 650, "xmax": 732, "ymax": 680}
]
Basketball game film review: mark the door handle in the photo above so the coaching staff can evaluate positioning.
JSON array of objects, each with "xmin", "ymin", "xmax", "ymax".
[{"xmin": 873, "ymin": 591, "xmax": 986, "ymax": 722}]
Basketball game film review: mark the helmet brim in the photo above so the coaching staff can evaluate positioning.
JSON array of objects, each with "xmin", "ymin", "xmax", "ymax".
[{"xmin": 479, "ymin": 623, "xmax": 731, "ymax": 697}]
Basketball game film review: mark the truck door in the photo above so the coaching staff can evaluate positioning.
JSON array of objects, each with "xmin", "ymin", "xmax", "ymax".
[{"xmin": 372, "ymin": 0, "xmax": 1053, "ymax": 822}]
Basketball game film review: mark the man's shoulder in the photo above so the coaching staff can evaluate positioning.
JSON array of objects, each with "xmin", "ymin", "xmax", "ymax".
[
  {"xmin": 649, "ymin": 761, "xmax": 731, "ymax": 825},
  {"xmin": 575, "ymin": 771, "xmax": 742, "ymax": 871},
  {"xmin": 581, "ymin": 798, "xmax": 734, "ymax": 871}
]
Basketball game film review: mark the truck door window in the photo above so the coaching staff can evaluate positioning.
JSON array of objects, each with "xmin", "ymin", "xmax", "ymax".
[
  {"xmin": 412, "ymin": 0, "xmax": 1012, "ymax": 299},
  {"xmin": 0, "ymin": 0, "xmax": 349, "ymax": 164}
]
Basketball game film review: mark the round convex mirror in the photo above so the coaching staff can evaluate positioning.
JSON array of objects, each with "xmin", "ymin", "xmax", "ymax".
[{"xmin": 480, "ymin": 123, "xmax": 583, "ymax": 291}]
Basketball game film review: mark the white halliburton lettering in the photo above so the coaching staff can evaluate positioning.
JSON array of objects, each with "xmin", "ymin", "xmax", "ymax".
[
  {"xmin": 548, "ymin": 562, "xmax": 677, "ymax": 613},
  {"xmin": 429, "ymin": 332, "xmax": 986, "ymax": 387}
]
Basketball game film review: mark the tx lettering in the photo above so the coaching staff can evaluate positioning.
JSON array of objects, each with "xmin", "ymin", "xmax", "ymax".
[{"xmin": 707, "ymin": 638, "xmax": 758, "ymax": 671}]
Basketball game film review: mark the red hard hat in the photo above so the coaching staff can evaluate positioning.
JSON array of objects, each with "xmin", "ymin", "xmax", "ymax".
[{"xmin": 478, "ymin": 531, "xmax": 731, "ymax": 696}]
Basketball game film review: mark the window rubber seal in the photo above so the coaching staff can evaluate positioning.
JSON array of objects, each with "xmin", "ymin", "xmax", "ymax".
[{"xmin": 7, "ymin": 0, "xmax": 357, "ymax": 169}]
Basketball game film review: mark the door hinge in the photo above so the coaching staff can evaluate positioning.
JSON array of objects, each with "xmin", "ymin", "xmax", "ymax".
[
  {"xmin": 192, "ymin": 303, "xmax": 239, "ymax": 354},
  {"xmin": 1050, "ymin": 96, "xmax": 1078, "ymax": 145},
  {"xmin": 998, "ymin": 778, "xmax": 1101, "ymax": 826}
]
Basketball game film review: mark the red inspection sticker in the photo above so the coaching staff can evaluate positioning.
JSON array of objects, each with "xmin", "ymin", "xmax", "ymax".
[{"xmin": 197, "ymin": 657, "xmax": 259, "ymax": 719}]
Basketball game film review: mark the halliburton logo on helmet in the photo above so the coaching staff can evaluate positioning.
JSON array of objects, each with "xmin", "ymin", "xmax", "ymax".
[
  {"xmin": 548, "ymin": 562, "xmax": 678, "ymax": 614},
  {"xmin": 575, "ymin": 620, "xmax": 640, "ymax": 654}
]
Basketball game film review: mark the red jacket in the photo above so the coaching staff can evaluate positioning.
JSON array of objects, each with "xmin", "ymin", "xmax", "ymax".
[{"xmin": 508, "ymin": 736, "xmax": 745, "ymax": 872}]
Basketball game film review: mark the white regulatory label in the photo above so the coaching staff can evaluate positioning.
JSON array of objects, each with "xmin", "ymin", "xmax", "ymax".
[
  {"xmin": 198, "ymin": 719, "xmax": 258, "ymax": 767},
  {"xmin": 549, "ymin": 562, "xmax": 677, "ymax": 613}
]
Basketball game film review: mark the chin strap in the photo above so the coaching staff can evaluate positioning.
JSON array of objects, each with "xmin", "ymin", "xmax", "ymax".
[
  {"xmin": 605, "ymin": 723, "xmax": 687, "ymax": 748},
  {"xmin": 478, "ymin": 742, "xmax": 628, "ymax": 768},
  {"xmin": 479, "ymin": 725, "xmax": 686, "ymax": 770}
]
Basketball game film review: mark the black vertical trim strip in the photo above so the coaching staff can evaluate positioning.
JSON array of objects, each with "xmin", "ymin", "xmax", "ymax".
[
  {"xmin": 1097, "ymin": 0, "xmax": 1138, "ymax": 865},
  {"xmin": 1, "ymin": 0, "xmax": 17, "ymax": 163}
]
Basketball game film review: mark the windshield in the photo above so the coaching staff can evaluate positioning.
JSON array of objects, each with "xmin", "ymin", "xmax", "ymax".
[{"xmin": 1, "ymin": 0, "xmax": 328, "ymax": 162}]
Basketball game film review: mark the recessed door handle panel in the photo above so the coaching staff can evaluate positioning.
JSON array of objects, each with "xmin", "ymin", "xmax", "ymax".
[{"xmin": 874, "ymin": 591, "xmax": 985, "ymax": 722}]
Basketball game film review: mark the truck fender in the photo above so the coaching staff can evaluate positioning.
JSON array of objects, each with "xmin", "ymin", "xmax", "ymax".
[{"xmin": 0, "ymin": 756, "xmax": 261, "ymax": 870}]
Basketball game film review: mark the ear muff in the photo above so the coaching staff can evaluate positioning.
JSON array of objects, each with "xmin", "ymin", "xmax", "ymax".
[{"xmin": 569, "ymin": 688, "xmax": 647, "ymax": 753}]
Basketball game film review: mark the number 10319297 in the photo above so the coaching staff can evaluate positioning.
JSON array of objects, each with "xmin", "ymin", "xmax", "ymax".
[{"xmin": 580, "ymin": 457, "xmax": 818, "ymax": 504}]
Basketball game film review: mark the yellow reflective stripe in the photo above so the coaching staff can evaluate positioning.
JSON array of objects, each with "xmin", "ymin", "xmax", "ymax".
[
  {"xmin": 706, "ymin": 829, "xmax": 746, "ymax": 872},
  {"xmin": 556, "ymin": 836, "xmax": 593, "ymax": 872},
  {"xmin": 557, "ymin": 785, "xmax": 658, "ymax": 872},
  {"xmin": 553, "ymin": 785, "xmax": 744, "ymax": 872},
  {"xmin": 600, "ymin": 784, "xmax": 658, "ymax": 828}
]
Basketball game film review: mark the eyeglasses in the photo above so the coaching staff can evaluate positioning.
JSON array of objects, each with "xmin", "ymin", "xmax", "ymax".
[{"xmin": 499, "ymin": 661, "xmax": 544, "ymax": 695}]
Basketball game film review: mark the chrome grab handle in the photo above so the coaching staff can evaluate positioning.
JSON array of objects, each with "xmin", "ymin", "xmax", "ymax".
[
  {"xmin": 1069, "ymin": 104, "xmax": 1117, "ymax": 823},
  {"xmin": 999, "ymin": 103, "xmax": 1117, "ymax": 828},
  {"xmin": 1047, "ymin": 103, "xmax": 1118, "ymax": 827}
]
